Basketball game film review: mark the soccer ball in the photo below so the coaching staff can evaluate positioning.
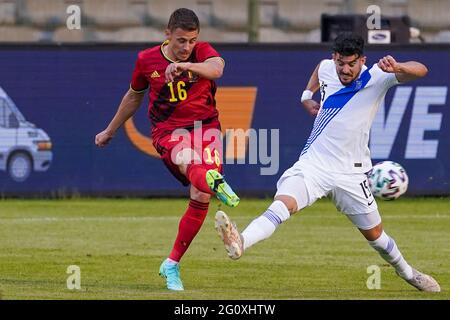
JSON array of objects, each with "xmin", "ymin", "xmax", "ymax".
[{"xmin": 368, "ymin": 161, "xmax": 409, "ymax": 200}]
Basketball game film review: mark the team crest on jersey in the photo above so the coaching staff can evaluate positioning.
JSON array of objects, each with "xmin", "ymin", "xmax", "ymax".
[
  {"xmin": 187, "ymin": 71, "xmax": 199, "ymax": 82},
  {"xmin": 174, "ymin": 71, "xmax": 199, "ymax": 83},
  {"xmin": 355, "ymin": 79, "xmax": 362, "ymax": 90}
]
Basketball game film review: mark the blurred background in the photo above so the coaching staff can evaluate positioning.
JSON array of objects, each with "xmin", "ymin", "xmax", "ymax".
[
  {"xmin": 0, "ymin": 1, "xmax": 449, "ymax": 197},
  {"xmin": 0, "ymin": 0, "xmax": 449, "ymax": 43},
  {"xmin": 1, "ymin": 1, "xmax": 449, "ymax": 301}
]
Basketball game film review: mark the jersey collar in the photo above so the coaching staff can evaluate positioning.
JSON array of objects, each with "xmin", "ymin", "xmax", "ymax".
[{"xmin": 160, "ymin": 40, "xmax": 179, "ymax": 63}]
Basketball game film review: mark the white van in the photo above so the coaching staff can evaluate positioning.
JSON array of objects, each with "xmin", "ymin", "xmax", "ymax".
[{"xmin": 0, "ymin": 86, "xmax": 52, "ymax": 182}]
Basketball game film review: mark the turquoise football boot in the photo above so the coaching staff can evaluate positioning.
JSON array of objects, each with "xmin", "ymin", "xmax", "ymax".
[{"xmin": 159, "ymin": 259, "xmax": 184, "ymax": 291}]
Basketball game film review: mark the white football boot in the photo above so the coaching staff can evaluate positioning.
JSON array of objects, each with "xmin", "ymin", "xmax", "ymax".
[
  {"xmin": 215, "ymin": 210, "xmax": 244, "ymax": 260},
  {"xmin": 400, "ymin": 268, "xmax": 441, "ymax": 292}
]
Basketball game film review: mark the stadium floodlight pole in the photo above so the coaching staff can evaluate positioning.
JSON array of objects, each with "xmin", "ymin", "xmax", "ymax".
[{"xmin": 248, "ymin": 0, "xmax": 259, "ymax": 43}]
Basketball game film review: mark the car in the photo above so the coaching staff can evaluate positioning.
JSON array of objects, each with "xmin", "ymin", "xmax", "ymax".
[{"xmin": 0, "ymin": 86, "xmax": 52, "ymax": 182}]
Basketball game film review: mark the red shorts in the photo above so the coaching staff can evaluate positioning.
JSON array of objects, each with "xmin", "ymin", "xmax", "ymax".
[{"xmin": 153, "ymin": 122, "xmax": 223, "ymax": 186}]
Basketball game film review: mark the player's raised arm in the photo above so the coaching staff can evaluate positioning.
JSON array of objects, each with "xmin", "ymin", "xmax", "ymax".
[
  {"xmin": 165, "ymin": 56, "xmax": 224, "ymax": 82},
  {"xmin": 300, "ymin": 62, "xmax": 321, "ymax": 117},
  {"xmin": 95, "ymin": 88, "xmax": 145, "ymax": 147},
  {"xmin": 377, "ymin": 55, "xmax": 428, "ymax": 83}
]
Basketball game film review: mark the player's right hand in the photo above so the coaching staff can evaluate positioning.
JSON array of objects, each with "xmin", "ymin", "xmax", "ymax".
[
  {"xmin": 302, "ymin": 100, "xmax": 320, "ymax": 117},
  {"xmin": 95, "ymin": 129, "xmax": 114, "ymax": 147},
  {"xmin": 165, "ymin": 62, "xmax": 191, "ymax": 82},
  {"xmin": 378, "ymin": 55, "xmax": 400, "ymax": 73}
]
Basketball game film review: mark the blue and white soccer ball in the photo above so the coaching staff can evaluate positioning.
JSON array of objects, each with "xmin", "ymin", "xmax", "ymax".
[{"xmin": 368, "ymin": 161, "xmax": 409, "ymax": 200}]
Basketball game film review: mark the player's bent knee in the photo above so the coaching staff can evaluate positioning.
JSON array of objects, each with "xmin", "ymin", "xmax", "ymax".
[
  {"xmin": 275, "ymin": 175, "xmax": 309, "ymax": 213},
  {"xmin": 274, "ymin": 195, "xmax": 298, "ymax": 215},
  {"xmin": 359, "ymin": 223, "xmax": 383, "ymax": 241},
  {"xmin": 174, "ymin": 148, "xmax": 201, "ymax": 166},
  {"xmin": 190, "ymin": 185, "xmax": 211, "ymax": 203},
  {"xmin": 347, "ymin": 209, "xmax": 383, "ymax": 240}
]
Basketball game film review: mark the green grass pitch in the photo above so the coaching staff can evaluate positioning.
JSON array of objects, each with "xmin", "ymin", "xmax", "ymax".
[{"xmin": 0, "ymin": 197, "xmax": 449, "ymax": 300}]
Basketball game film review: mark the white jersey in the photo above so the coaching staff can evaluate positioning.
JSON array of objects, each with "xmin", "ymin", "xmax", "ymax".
[{"xmin": 299, "ymin": 59, "xmax": 399, "ymax": 173}]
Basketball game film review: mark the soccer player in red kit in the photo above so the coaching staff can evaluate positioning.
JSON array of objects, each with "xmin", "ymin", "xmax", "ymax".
[{"xmin": 95, "ymin": 8, "xmax": 239, "ymax": 291}]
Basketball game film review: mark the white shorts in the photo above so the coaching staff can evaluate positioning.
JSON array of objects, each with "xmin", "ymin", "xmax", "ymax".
[{"xmin": 275, "ymin": 160, "xmax": 381, "ymax": 230}]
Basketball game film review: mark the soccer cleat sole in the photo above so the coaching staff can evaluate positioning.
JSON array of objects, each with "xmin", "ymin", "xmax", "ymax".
[{"xmin": 214, "ymin": 210, "xmax": 243, "ymax": 260}]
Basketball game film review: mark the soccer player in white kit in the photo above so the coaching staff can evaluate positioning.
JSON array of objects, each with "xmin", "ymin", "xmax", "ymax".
[{"xmin": 215, "ymin": 33, "xmax": 440, "ymax": 292}]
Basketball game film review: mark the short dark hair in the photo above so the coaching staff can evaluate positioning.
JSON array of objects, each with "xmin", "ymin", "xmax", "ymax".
[
  {"xmin": 167, "ymin": 8, "xmax": 200, "ymax": 32},
  {"xmin": 332, "ymin": 33, "xmax": 365, "ymax": 57}
]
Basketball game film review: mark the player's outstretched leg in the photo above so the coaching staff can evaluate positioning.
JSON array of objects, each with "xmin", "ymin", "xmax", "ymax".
[
  {"xmin": 214, "ymin": 210, "xmax": 244, "ymax": 259},
  {"xmin": 215, "ymin": 200, "xmax": 290, "ymax": 259},
  {"xmin": 161, "ymin": 198, "xmax": 209, "ymax": 291},
  {"xmin": 206, "ymin": 169, "xmax": 240, "ymax": 207},
  {"xmin": 159, "ymin": 258, "xmax": 184, "ymax": 291}
]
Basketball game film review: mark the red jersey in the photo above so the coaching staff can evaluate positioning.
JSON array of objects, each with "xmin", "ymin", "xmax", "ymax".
[{"xmin": 130, "ymin": 41, "xmax": 222, "ymax": 141}]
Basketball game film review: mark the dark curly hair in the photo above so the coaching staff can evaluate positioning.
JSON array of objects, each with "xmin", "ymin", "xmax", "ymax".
[
  {"xmin": 332, "ymin": 33, "xmax": 365, "ymax": 57},
  {"xmin": 167, "ymin": 8, "xmax": 200, "ymax": 32}
]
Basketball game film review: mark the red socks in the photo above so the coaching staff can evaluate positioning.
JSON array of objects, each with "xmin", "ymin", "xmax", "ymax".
[
  {"xmin": 167, "ymin": 164, "xmax": 214, "ymax": 262},
  {"xmin": 168, "ymin": 199, "xmax": 209, "ymax": 262},
  {"xmin": 186, "ymin": 164, "xmax": 214, "ymax": 195}
]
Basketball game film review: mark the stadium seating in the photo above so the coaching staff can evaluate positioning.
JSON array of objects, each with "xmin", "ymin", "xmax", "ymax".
[
  {"xmin": 0, "ymin": 0, "xmax": 16, "ymax": 25},
  {"xmin": 277, "ymin": 0, "xmax": 342, "ymax": 30},
  {"xmin": 209, "ymin": 0, "xmax": 248, "ymax": 30},
  {"xmin": 407, "ymin": 0, "xmax": 450, "ymax": 31},
  {"xmin": 146, "ymin": 0, "xmax": 198, "ymax": 27},
  {"xmin": 200, "ymin": 26, "xmax": 248, "ymax": 42},
  {"xmin": 52, "ymin": 26, "xmax": 87, "ymax": 42},
  {"xmin": 1, "ymin": 0, "xmax": 450, "ymax": 43},
  {"xmin": 259, "ymin": 27, "xmax": 311, "ymax": 42},
  {"xmin": 95, "ymin": 26, "xmax": 164, "ymax": 42},
  {"xmin": 21, "ymin": 0, "xmax": 70, "ymax": 28},
  {"xmin": 83, "ymin": 0, "xmax": 144, "ymax": 28},
  {"xmin": 0, "ymin": 25, "xmax": 39, "ymax": 42}
]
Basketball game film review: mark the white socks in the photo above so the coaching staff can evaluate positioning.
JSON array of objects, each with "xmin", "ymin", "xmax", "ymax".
[
  {"xmin": 240, "ymin": 202, "xmax": 413, "ymax": 281},
  {"xmin": 368, "ymin": 231, "xmax": 413, "ymax": 280},
  {"xmin": 241, "ymin": 200, "xmax": 290, "ymax": 250}
]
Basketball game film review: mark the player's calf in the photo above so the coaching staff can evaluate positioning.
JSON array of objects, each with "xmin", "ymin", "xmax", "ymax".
[
  {"xmin": 368, "ymin": 230, "xmax": 414, "ymax": 280},
  {"xmin": 240, "ymin": 200, "xmax": 290, "ymax": 251},
  {"xmin": 367, "ymin": 229, "xmax": 440, "ymax": 292}
]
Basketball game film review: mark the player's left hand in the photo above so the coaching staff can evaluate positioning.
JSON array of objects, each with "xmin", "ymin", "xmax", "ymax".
[
  {"xmin": 378, "ymin": 55, "xmax": 401, "ymax": 73},
  {"xmin": 165, "ymin": 62, "xmax": 192, "ymax": 82}
]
